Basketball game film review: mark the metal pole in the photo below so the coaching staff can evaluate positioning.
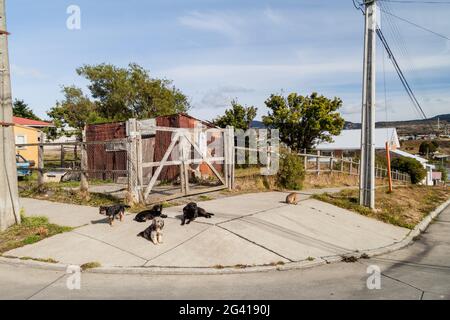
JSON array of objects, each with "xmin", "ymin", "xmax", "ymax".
[
  {"xmin": 360, "ymin": 0, "xmax": 377, "ymax": 209},
  {"xmin": 0, "ymin": 0, "xmax": 20, "ymax": 231}
]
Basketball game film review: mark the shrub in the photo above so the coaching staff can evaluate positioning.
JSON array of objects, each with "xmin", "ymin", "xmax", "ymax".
[
  {"xmin": 419, "ymin": 141, "xmax": 438, "ymax": 156},
  {"xmin": 276, "ymin": 152, "xmax": 305, "ymax": 190},
  {"xmin": 391, "ymin": 157, "xmax": 426, "ymax": 184}
]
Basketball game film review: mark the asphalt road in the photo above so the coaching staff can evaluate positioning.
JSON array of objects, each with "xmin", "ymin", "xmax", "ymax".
[{"xmin": 1, "ymin": 205, "xmax": 449, "ymax": 300}]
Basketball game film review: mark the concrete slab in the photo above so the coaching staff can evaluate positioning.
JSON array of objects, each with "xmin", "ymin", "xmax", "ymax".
[
  {"xmin": 220, "ymin": 199, "xmax": 409, "ymax": 261},
  {"xmin": 147, "ymin": 226, "xmax": 289, "ymax": 268},
  {"xmin": 162, "ymin": 192, "xmax": 299, "ymax": 224},
  {"xmin": 75, "ymin": 215, "xmax": 210, "ymax": 261},
  {"xmin": 19, "ymin": 197, "xmax": 98, "ymax": 228},
  {"xmin": 12, "ymin": 191, "xmax": 414, "ymax": 270},
  {"xmin": 6, "ymin": 232, "xmax": 147, "ymax": 267}
]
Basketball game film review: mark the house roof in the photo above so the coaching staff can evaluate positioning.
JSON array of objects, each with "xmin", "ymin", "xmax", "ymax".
[
  {"xmin": 13, "ymin": 116, "xmax": 53, "ymax": 127},
  {"xmin": 390, "ymin": 149, "xmax": 435, "ymax": 169},
  {"xmin": 390, "ymin": 149, "xmax": 428, "ymax": 164},
  {"xmin": 316, "ymin": 128, "xmax": 400, "ymax": 151}
]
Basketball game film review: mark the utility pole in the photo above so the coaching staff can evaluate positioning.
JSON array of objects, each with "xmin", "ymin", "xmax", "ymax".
[
  {"xmin": 0, "ymin": 0, "xmax": 20, "ymax": 231},
  {"xmin": 360, "ymin": 0, "xmax": 377, "ymax": 209}
]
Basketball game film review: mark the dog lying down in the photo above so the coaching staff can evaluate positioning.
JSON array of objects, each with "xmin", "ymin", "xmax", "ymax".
[
  {"xmin": 181, "ymin": 202, "xmax": 214, "ymax": 226},
  {"xmin": 134, "ymin": 204, "xmax": 168, "ymax": 222},
  {"xmin": 99, "ymin": 204, "xmax": 130, "ymax": 226},
  {"xmin": 138, "ymin": 217, "xmax": 164, "ymax": 245}
]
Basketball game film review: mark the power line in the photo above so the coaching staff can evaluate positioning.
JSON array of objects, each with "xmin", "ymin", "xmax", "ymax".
[
  {"xmin": 379, "ymin": 7, "xmax": 450, "ymax": 40},
  {"xmin": 379, "ymin": 0, "xmax": 450, "ymax": 4},
  {"xmin": 377, "ymin": 29, "xmax": 436, "ymax": 132}
]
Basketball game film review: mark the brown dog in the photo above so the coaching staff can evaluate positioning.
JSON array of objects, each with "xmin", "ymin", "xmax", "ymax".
[{"xmin": 286, "ymin": 193, "xmax": 300, "ymax": 205}]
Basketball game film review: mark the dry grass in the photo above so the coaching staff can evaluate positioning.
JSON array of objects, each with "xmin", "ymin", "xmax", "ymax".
[
  {"xmin": 314, "ymin": 186, "xmax": 450, "ymax": 229},
  {"xmin": 19, "ymin": 183, "xmax": 122, "ymax": 208},
  {"xmin": 0, "ymin": 215, "xmax": 73, "ymax": 254},
  {"xmin": 80, "ymin": 262, "xmax": 102, "ymax": 271}
]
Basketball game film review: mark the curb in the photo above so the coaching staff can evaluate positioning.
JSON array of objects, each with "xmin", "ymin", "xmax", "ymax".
[{"xmin": 2, "ymin": 198, "xmax": 449, "ymax": 275}]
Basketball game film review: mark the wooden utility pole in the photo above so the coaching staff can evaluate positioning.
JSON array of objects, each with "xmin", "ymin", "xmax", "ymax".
[
  {"xmin": 360, "ymin": 0, "xmax": 377, "ymax": 209},
  {"xmin": 0, "ymin": 0, "xmax": 20, "ymax": 230}
]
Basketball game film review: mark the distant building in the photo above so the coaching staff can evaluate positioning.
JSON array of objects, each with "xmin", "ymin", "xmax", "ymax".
[
  {"xmin": 389, "ymin": 149, "xmax": 435, "ymax": 186},
  {"xmin": 13, "ymin": 117, "xmax": 53, "ymax": 164},
  {"xmin": 315, "ymin": 128, "xmax": 400, "ymax": 157}
]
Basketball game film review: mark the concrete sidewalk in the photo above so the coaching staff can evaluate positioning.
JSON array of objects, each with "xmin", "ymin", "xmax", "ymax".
[{"xmin": 6, "ymin": 191, "xmax": 409, "ymax": 269}]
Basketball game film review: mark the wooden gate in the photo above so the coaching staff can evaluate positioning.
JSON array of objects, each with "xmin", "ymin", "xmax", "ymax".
[{"xmin": 127, "ymin": 119, "xmax": 234, "ymax": 204}]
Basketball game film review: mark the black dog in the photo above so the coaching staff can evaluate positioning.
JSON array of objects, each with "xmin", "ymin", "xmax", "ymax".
[
  {"xmin": 134, "ymin": 204, "xmax": 167, "ymax": 222},
  {"xmin": 99, "ymin": 204, "xmax": 130, "ymax": 226},
  {"xmin": 181, "ymin": 202, "xmax": 214, "ymax": 225}
]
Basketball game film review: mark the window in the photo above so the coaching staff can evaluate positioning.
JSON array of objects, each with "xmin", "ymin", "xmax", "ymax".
[{"xmin": 15, "ymin": 135, "xmax": 27, "ymax": 150}]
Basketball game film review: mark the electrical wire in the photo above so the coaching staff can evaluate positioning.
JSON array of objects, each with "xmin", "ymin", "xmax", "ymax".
[
  {"xmin": 379, "ymin": 7, "xmax": 450, "ymax": 40},
  {"xmin": 378, "ymin": 0, "xmax": 450, "ymax": 4}
]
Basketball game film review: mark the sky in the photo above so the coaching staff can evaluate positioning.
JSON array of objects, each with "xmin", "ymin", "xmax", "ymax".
[{"xmin": 7, "ymin": 0, "xmax": 450, "ymax": 123}]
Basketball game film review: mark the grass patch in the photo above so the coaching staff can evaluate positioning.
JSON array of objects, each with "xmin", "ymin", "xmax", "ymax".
[
  {"xmin": 198, "ymin": 195, "xmax": 213, "ymax": 201},
  {"xmin": 19, "ymin": 183, "xmax": 122, "ymax": 208},
  {"xmin": 80, "ymin": 262, "xmax": 102, "ymax": 271},
  {"xmin": 19, "ymin": 257, "xmax": 59, "ymax": 264},
  {"xmin": 0, "ymin": 215, "xmax": 73, "ymax": 254},
  {"xmin": 313, "ymin": 186, "xmax": 450, "ymax": 229},
  {"xmin": 306, "ymin": 256, "xmax": 315, "ymax": 261}
]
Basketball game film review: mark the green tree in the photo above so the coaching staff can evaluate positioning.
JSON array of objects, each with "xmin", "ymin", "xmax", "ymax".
[
  {"xmin": 419, "ymin": 141, "xmax": 438, "ymax": 156},
  {"xmin": 391, "ymin": 157, "xmax": 427, "ymax": 184},
  {"xmin": 13, "ymin": 99, "xmax": 41, "ymax": 120},
  {"xmin": 47, "ymin": 86, "xmax": 103, "ymax": 140},
  {"xmin": 76, "ymin": 63, "xmax": 189, "ymax": 120},
  {"xmin": 262, "ymin": 92, "xmax": 345, "ymax": 151},
  {"xmin": 213, "ymin": 100, "xmax": 257, "ymax": 130}
]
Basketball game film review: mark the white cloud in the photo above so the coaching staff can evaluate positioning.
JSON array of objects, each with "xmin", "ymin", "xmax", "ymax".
[
  {"xmin": 263, "ymin": 7, "xmax": 284, "ymax": 25},
  {"xmin": 178, "ymin": 10, "xmax": 243, "ymax": 41},
  {"xmin": 11, "ymin": 65, "xmax": 46, "ymax": 79}
]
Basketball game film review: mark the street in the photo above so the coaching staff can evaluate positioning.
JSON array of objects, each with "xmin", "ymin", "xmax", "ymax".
[{"xmin": 1, "ymin": 204, "xmax": 449, "ymax": 300}]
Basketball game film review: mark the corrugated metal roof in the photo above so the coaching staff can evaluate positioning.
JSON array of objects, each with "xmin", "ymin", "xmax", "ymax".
[{"xmin": 316, "ymin": 128, "xmax": 400, "ymax": 150}]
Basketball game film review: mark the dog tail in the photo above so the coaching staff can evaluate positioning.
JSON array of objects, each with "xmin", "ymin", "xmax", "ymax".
[{"xmin": 207, "ymin": 212, "xmax": 214, "ymax": 216}]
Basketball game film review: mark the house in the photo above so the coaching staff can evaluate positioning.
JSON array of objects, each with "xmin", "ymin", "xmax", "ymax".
[
  {"xmin": 389, "ymin": 149, "xmax": 435, "ymax": 186},
  {"xmin": 85, "ymin": 113, "xmax": 222, "ymax": 182},
  {"xmin": 13, "ymin": 117, "xmax": 53, "ymax": 165},
  {"xmin": 315, "ymin": 128, "xmax": 400, "ymax": 157}
]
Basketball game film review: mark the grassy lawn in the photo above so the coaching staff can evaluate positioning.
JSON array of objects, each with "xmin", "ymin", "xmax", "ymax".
[
  {"xmin": 313, "ymin": 186, "xmax": 450, "ymax": 229},
  {"xmin": 0, "ymin": 215, "xmax": 73, "ymax": 255}
]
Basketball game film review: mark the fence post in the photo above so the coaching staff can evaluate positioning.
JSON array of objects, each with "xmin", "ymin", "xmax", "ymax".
[
  {"xmin": 329, "ymin": 157, "xmax": 333, "ymax": 174},
  {"xmin": 37, "ymin": 132, "xmax": 45, "ymax": 189},
  {"xmin": 304, "ymin": 148, "xmax": 307, "ymax": 171},
  {"xmin": 340, "ymin": 155, "xmax": 344, "ymax": 173},
  {"xmin": 80, "ymin": 127, "xmax": 89, "ymax": 192},
  {"xmin": 349, "ymin": 158, "xmax": 353, "ymax": 175},
  {"xmin": 127, "ymin": 119, "xmax": 139, "ymax": 203},
  {"xmin": 60, "ymin": 144, "xmax": 65, "ymax": 168},
  {"xmin": 316, "ymin": 150, "xmax": 321, "ymax": 176}
]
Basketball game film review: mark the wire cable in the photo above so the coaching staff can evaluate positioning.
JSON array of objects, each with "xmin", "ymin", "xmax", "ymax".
[{"xmin": 379, "ymin": 7, "xmax": 450, "ymax": 40}]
